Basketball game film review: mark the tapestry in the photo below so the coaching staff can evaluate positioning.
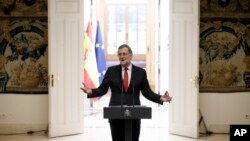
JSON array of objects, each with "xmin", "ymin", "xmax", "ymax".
[
  {"xmin": 0, "ymin": 0, "xmax": 48, "ymax": 94},
  {"xmin": 200, "ymin": 0, "xmax": 250, "ymax": 92},
  {"xmin": 199, "ymin": 21, "xmax": 250, "ymax": 92}
]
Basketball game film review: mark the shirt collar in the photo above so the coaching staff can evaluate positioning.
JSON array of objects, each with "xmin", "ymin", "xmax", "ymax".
[{"xmin": 123, "ymin": 64, "xmax": 132, "ymax": 71}]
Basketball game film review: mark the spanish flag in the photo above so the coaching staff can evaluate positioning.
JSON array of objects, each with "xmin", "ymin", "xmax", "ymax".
[{"xmin": 83, "ymin": 22, "xmax": 99, "ymax": 95}]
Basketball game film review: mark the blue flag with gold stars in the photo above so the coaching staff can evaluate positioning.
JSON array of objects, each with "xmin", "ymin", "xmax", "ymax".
[{"xmin": 95, "ymin": 21, "xmax": 106, "ymax": 83}]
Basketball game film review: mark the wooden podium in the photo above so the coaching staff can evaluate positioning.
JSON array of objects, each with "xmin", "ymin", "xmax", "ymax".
[{"xmin": 104, "ymin": 106, "xmax": 152, "ymax": 141}]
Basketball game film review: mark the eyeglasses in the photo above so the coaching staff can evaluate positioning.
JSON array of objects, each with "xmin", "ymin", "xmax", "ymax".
[{"xmin": 118, "ymin": 52, "xmax": 129, "ymax": 56}]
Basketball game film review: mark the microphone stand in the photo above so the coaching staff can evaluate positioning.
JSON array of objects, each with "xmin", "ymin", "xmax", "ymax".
[
  {"xmin": 121, "ymin": 81, "xmax": 124, "ymax": 107},
  {"xmin": 133, "ymin": 79, "xmax": 135, "ymax": 107}
]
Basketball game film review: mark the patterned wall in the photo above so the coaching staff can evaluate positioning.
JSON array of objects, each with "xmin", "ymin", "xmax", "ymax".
[
  {"xmin": 200, "ymin": 0, "xmax": 250, "ymax": 92},
  {"xmin": 0, "ymin": 0, "xmax": 48, "ymax": 94}
]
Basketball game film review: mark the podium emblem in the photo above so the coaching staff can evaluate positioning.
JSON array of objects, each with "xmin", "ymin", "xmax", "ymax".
[{"xmin": 124, "ymin": 109, "xmax": 131, "ymax": 117}]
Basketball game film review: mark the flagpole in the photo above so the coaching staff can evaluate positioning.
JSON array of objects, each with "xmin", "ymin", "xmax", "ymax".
[{"xmin": 90, "ymin": 0, "xmax": 93, "ymax": 108}]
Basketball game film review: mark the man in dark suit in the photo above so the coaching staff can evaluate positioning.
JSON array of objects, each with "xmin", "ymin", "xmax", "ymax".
[{"xmin": 81, "ymin": 44, "xmax": 172, "ymax": 141}]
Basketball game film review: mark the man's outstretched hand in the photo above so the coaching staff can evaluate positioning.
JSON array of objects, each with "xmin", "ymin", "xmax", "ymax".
[
  {"xmin": 80, "ymin": 83, "xmax": 92, "ymax": 95},
  {"xmin": 160, "ymin": 91, "xmax": 172, "ymax": 103}
]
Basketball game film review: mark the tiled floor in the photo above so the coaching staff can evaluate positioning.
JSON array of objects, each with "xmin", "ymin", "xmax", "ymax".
[{"xmin": 0, "ymin": 96, "xmax": 229, "ymax": 141}]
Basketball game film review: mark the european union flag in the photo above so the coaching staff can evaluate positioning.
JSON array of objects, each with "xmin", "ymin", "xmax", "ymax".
[{"xmin": 95, "ymin": 21, "xmax": 106, "ymax": 83}]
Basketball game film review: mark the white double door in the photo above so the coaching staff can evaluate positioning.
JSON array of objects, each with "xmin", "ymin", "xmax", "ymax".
[{"xmin": 48, "ymin": 0, "xmax": 200, "ymax": 139}]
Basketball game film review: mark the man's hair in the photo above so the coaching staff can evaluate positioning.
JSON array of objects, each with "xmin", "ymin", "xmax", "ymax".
[{"xmin": 118, "ymin": 44, "xmax": 133, "ymax": 55}]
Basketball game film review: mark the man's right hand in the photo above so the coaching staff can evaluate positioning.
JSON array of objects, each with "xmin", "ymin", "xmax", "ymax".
[{"xmin": 80, "ymin": 83, "xmax": 92, "ymax": 95}]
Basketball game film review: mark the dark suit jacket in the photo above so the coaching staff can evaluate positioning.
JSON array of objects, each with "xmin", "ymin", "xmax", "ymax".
[{"xmin": 88, "ymin": 64, "xmax": 163, "ymax": 106}]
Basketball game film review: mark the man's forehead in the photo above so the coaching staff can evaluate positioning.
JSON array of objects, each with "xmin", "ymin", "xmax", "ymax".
[{"xmin": 118, "ymin": 48, "xmax": 129, "ymax": 52}]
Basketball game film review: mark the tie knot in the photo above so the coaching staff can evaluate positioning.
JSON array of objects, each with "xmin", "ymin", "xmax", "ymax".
[{"xmin": 125, "ymin": 67, "xmax": 128, "ymax": 71}]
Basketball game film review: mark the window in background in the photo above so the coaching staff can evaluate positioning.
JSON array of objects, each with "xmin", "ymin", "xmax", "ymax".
[{"xmin": 105, "ymin": 0, "xmax": 147, "ymax": 60}]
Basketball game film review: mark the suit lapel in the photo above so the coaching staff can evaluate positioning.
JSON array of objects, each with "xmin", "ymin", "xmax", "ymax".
[
  {"xmin": 128, "ymin": 65, "xmax": 136, "ymax": 91},
  {"xmin": 118, "ymin": 65, "xmax": 123, "ymax": 89}
]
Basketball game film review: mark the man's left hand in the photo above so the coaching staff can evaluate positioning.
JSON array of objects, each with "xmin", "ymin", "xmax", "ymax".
[{"xmin": 160, "ymin": 91, "xmax": 172, "ymax": 103}]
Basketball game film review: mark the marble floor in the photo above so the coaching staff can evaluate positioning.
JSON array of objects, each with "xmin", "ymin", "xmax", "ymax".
[
  {"xmin": 0, "ymin": 96, "xmax": 229, "ymax": 141},
  {"xmin": 0, "ymin": 131, "xmax": 229, "ymax": 141},
  {"xmin": 0, "ymin": 108, "xmax": 229, "ymax": 141}
]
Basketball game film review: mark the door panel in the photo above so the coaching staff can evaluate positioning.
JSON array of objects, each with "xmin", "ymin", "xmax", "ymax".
[
  {"xmin": 168, "ymin": 0, "xmax": 199, "ymax": 138},
  {"xmin": 48, "ymin": 0, "xmax": 84, "ymax": 137}
]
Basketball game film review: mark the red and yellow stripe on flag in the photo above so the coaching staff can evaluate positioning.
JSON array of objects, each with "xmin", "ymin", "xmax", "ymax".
[{"xmin": 83, "ymin": 22, "xmax": 99, "ymax": 101}]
